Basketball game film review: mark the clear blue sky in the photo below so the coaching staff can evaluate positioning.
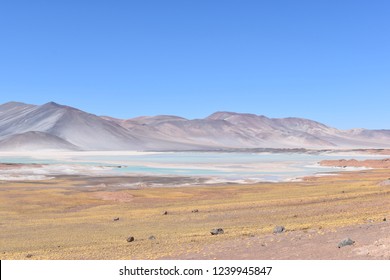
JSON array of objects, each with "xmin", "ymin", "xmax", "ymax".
[{"xmin": 0, "ymin": 0, "xmax": 389, "ymax": 129}]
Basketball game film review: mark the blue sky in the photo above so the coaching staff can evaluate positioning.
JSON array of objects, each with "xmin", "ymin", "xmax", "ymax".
[{"xmin": 0, "ymin": 0, "xmax": 389, "ymax": 129}]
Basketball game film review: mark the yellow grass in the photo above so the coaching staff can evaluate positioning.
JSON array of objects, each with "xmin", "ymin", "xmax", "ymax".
[{"xmin": 1, "ymin": 169, "xmax": 390, "ymax": 259}]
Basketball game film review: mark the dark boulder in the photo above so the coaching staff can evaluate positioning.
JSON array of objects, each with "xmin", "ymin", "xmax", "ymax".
[
  {"xmin": 210, "ymin": 228, "xmax": 224, "ymax": 235},
  {"xmin": 273, "ymin": 226, "xmax": 285, "ymax": 234},
  {"xmin": 338, "ymin": 238, "xmax": 355, "ymax": 248},
  {"xmin": 127, "ymin": 236, "xmax": 135, "ymax": 243}
]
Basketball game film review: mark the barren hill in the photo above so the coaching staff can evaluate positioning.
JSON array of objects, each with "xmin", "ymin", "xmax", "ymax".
[{"xmin": 0, "ymin": 101, "xmax": 389, "ymax": 151}]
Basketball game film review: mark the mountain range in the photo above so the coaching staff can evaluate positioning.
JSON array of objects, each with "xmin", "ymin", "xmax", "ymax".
[{"xmin": 0, "ymin": 101, "xmax": 389, "ymax": 151}]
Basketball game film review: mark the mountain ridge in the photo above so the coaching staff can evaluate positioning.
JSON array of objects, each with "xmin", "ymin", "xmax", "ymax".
[{"xmin": 0, "ymin": 101, "xmax": 389, "ymax": 151}]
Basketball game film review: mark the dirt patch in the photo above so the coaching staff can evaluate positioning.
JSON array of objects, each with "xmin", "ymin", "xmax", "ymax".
[
  {"xmin": 94, "ymin": 191, "xmax": 135, "ymax": 202},
  {"xmin": 0, "ymin": 163, "xmax": 44, "ymax": 170},
  {"xmin": 320, "ymin": 158, "xmax": 390, "ymax": 168},
  {"xmin": 164, "ymin": 221, "xmax": 390, "ymax": 260}
]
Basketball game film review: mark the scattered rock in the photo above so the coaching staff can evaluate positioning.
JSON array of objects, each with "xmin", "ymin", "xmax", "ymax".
[
  {"xmin": 26, "ymin": 254, "xmax": 33, "ymax": 258},
  {"xmin": 148, "ymin": 236, "xmax": 156, "ymax": 240},
  {"xmin": 210, "ymin": 228, "xmax": 224, "ymax": 235},
  {"xmin": 113, "ymin": 217, "xmax": 120, "ymax": 221},
  {"xmin": 273, "ymin": 226, "xmax": 285, "ymax": 234},
  {"xmin": 162, "ymin": 211, "xmax": 168, "ymax": 215},
  {"xmin": 338, "ymin": 238, "xmax": 355, "ymax": 248},
  {"xmin": 192, "ymin": 209, "xmax": 199, "ymax": 213},
  {"xmin": 127, "ymin": 236, "xmax": 135, "ymax": 243},
  {"xmin": 383, "ymin": 218, "xmax": 387, "ymax": 222}
]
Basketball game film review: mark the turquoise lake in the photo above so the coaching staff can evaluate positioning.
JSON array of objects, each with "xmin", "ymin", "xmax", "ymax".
[{"xmin": 0, "ymin": 152, "xmax": 384, "ymax": 182}]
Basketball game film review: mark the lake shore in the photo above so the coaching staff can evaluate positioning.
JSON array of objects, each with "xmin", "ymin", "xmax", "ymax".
[
  {"xmin": 1, "ymin": 149, "xmax": 388, "ymax": 184},
  {"xmin": 320, "ymin": 158, "xmax": 390, "ymax": 169}
]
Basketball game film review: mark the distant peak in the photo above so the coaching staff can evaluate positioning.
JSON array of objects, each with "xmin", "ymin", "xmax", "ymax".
[
  {"xmin": 0, "ymin": 101, "xmax": 31, "ymax": 107},
  {"xmin": 4, "ymin": 101, "xmax": 27, "ymax": 105},
  {"xmin": 207, "ymin": 111, "xmax": 265, "ymax": 120},
  {"xmin": 40, "ymin": 101, "xmax": 75, "ymax": 110},
  {"xmin": 44, "ymin": 101, "xmax": 62, "ymax": 107},
  {"xmin": 207, "ymin": 111, "xmax": 240, "ymax": 120},
  {"xmin": 152, "ymin": 115, "xmax": 188, "ymax": 121}
]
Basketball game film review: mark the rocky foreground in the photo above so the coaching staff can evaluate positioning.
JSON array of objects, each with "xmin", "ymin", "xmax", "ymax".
[
  {"xmin": 1, "ymin": 166, "xmax": 390, "ymax": 260},
  {"xmin": 166, "ymin": 220, "xmax": 390, "ymax": 260}
]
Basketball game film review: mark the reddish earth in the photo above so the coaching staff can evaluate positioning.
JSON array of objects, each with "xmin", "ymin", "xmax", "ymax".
[
  {"xmin": 0, "ymin": 163, "xmax": 25, "ymax": 169},
  {"xmin": 166, "ymin": 220, "xmax": 390, "ymax": 260},
  {"xmin": 94, "ymin": 191, "xmax": 135, "ymax": 202},
  {"xmin": 0, "ymin": 163, "xmax": 43, "ymax": 169},
  {"xmin": 320, "ymin": 158, "xmax": 390, "ymax": 168}
]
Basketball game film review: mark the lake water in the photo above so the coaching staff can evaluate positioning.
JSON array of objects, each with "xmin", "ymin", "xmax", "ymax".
[{"xmin": 0, "ymin": 151, "xmax": 384, "ymax": 182}]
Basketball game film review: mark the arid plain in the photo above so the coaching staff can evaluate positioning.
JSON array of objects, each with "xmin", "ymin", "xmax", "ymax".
[{"xmin": 1, "ymin": 155, "xmax": 390, "ymax": 260}]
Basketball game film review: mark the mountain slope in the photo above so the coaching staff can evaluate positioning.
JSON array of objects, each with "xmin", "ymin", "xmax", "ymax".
[
  {"xmin": 0, "ymin": 102, "xmax": 143, "ymax": 150},
  {"xmin": 1, "ymin": 102, "xmax": 390, "ymax": 151},
  {"xmin": 0, "ymin": 131, "xmax": 80, "ymax": 151}
]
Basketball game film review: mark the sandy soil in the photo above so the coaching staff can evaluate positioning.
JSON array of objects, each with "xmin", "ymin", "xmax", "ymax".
[
  {"xmin": 321, "ymin": 158, "xmax": 390, "ymax": 168},
  {"xmin": 0, "ymin": 163, "xmax": 43, "ymax": 169},
  {"xmin": 362, "ymin": 149, "xmax": 390, "ymax": 155},
  {"xmin": 1, "ymin": 165, "xmax": 390, "ymax": 260},
  {"xmin": 166, "ymin": 220, "xmax": 390, "ymax": 260}
]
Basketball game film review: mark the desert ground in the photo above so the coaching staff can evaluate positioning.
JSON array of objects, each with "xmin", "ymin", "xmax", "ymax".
[{"xmin": 1, "ymin": 159, "xmax": 390, "ymax": 260}]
